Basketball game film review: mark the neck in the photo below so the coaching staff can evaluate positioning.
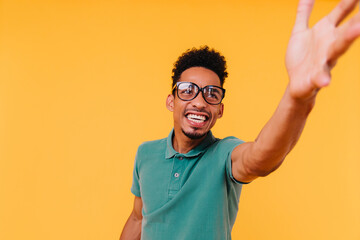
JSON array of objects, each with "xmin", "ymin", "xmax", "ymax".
[{"xmin": 172, "ymin": 128, "xmax": 207, "ymax": 154}]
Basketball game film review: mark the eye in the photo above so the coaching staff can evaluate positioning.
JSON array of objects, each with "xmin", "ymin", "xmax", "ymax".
[
  {"xmin": 205, "ymin": 88, "xmax": 220, "ymax": 99},
  {"xmin": 179, "ymin": 84, "xmax": 194, "ymax": 95}
]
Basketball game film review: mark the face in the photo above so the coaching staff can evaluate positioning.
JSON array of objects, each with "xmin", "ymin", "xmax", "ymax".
[{"xmin": 166, "ymin": 67, "xmax": 224, "ymax": 140}]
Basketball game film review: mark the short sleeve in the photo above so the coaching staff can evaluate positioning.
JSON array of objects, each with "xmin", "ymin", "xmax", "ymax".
[
  {"xmin": 130, "ymin": 148, "xmax": 141, "ymax": 197},
  {"xmin": 223, "ymin": 137, "xmax": 251, "ymax": 185}
]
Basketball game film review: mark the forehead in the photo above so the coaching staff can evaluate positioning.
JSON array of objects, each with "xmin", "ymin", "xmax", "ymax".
[{"xmin": 179, "ymin": 67, "xmax": 221, "ymax": 87}]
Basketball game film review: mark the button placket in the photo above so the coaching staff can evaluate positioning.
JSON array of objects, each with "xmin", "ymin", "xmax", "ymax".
[{"xmin": 168, "ymin": 155, "xmax": 185, "ymax": 199}]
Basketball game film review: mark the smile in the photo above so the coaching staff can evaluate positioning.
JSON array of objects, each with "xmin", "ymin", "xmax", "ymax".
[{"xmin": 186, "ymin": 113, "xmax": 208, "ymax": 123}]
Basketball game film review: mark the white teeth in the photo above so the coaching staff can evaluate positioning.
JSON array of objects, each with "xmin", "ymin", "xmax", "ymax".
[{"xmin": 187, "ymin": 114, "xmax": 206, "ymax": 122}]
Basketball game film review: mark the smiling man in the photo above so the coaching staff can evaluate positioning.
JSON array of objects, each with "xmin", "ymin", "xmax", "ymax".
[{"xmin": 120, "ymin": 0, "xmax": 360, "ymax": 239}]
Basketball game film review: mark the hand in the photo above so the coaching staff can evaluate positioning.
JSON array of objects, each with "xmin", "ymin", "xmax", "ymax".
[{"xmin": 285, "ymin": 0, "xmax": 360, "ymax": 101}]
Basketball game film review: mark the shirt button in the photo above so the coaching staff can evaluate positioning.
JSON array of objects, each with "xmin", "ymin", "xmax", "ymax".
[
  {"xmin": 174, "ymin": 173, "xmax": 180, "ymax": 178},
  {"xmin": 179, "ymin": 157, "xmax": 183, "ymax": 160}
]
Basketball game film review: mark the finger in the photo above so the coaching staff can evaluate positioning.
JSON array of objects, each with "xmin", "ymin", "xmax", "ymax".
[
  {"xmin": 293, "ymin": 0, "xmax": 315, "ymax": 33},
  {"xmin": 328, "ymin": 12, "xmax": 360, "ymax": 64},
  {"xmin": 327, "ymin": 0, "xmax": 358, "ymax": 26}
]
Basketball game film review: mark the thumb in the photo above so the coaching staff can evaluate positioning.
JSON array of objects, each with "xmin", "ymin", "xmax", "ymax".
[{"xmin": 313, "ymin": 69, "xmax": 331, "ymax": 88}]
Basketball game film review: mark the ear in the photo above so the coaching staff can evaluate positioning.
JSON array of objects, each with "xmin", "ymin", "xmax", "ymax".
[
  {"xmin": 217, "ymin": 103, "xmax": 224, "ymax": 118},
  {"xmin": 166, "ymin": 94, "xmax": 175, "ymax": 112}
]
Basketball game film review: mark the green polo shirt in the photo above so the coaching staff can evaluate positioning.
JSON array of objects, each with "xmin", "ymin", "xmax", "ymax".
[{"xmin": 131, "ymin": 129, "xmax": 246, "ymax": 240}]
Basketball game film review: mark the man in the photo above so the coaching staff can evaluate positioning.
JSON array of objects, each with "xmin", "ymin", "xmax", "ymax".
[{"xmin": 121, "ymin": 0, "xmax": 360, "ymax": 239}]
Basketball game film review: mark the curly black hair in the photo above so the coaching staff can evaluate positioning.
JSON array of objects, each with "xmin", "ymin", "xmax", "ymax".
[{"xmin": 171, "ymin": 46, "xmax": 228, "ymax": 94}]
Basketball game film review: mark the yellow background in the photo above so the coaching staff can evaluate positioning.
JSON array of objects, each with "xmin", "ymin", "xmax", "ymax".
[{"xmin": 1, "ymin": 0, "xmax": 359, "ymax": 239}]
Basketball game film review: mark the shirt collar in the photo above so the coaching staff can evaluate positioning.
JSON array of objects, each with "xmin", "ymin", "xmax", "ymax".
[{"xmin": 165, "ymin": 129, "xmax": 217, "ymax": 159}]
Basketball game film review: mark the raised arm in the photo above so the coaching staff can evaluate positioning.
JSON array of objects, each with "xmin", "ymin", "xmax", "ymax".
[
  {"xmin": 120, "ymin": 196, "xmax": 143, "ymax": 240},
  {"xmin": 232, "ymin": 0, "xmax": 360, "ymax": 183}
]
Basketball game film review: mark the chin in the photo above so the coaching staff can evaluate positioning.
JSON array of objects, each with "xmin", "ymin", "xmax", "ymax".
[{"xmin": 182, "ymin": 128, "xmax": 208, "ymax": 140}]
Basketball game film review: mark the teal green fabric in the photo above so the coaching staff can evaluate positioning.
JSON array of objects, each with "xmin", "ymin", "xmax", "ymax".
[{"xmin": 131, "ymin": 129, "xmax": 245, "ymax": 240}]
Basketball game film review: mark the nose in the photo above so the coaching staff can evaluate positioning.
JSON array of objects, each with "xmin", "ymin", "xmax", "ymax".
[{"xmin": 191, "ymin": 92, "xmax": 207, "ymax": 109}]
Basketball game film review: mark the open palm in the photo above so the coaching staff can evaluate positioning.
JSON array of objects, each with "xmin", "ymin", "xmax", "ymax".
[{"xmin": 286, "ymin": 0, "xmax": 360, "ymax": 101}]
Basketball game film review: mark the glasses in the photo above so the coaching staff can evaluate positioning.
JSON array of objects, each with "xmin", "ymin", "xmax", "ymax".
[{"xmin": 172, "ymin": 82, "xmax": 226, "ymax": 105}]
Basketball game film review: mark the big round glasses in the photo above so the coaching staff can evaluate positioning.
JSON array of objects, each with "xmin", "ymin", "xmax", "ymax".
[{"xmin": 172, "ymin": 82, "xmax": 226, "ymax": 105}]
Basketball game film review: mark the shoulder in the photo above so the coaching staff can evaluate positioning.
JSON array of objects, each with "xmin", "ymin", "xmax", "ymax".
[
  {"xmin": 220, "ymin": 136, "xmax": 245, "ymax": 145},
  {"xmin": 137, "ymin": 137, "xmax": 167, "ymax": 154},
  {"xmin": 211, "ymin": 136, "xmax": 245, "ymax": 153},
  {"xmin": 135, "ymin": 137, "xmax": 168, "ymax": 169}
]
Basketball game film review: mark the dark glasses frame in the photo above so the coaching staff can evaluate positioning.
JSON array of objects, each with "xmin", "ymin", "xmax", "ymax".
[{"xmin": 172, "ymin": 82, "xmax": 226, "ymax": 105}]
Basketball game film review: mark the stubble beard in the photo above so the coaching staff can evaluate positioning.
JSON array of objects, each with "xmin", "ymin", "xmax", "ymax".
[
  {"xmin": 181, "ymin": 108, "xmax": 212, "ymax": 140},
  {"xmin": 181, "ymin": 128, "xmax": 207, "ymax": 140}
]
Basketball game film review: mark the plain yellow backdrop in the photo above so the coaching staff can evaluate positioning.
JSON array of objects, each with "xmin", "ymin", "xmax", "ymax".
[{"xmin": 1, "ymin": 0, "xmax": 359, "ymax": 239}]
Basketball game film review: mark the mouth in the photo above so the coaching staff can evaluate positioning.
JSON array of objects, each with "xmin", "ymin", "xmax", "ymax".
[
  {"xmin": 186, "ymin": 113, "xmax": 208, "ymax": 123},
  {"xmin": 185, "ymin": 112, "xmax": 210, "ymax": 127}
]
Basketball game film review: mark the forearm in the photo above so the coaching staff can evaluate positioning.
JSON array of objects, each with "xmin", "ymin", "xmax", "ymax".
[
  {"xmin": 120, "ymin": 212, "xmax": 142, "ymax": 240},
  {"xmin": 233, "ymin": 0, "xmax": 360, "ymax": 182},
  {"xmin": 248, "ymin": 85, "xmax": 315, "ymax": 175}
]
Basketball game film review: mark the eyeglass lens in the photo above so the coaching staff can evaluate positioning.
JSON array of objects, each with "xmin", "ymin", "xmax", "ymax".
[{"xmin": 177, "ymin": 82, "xmax": 224, "ymax": 104}]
